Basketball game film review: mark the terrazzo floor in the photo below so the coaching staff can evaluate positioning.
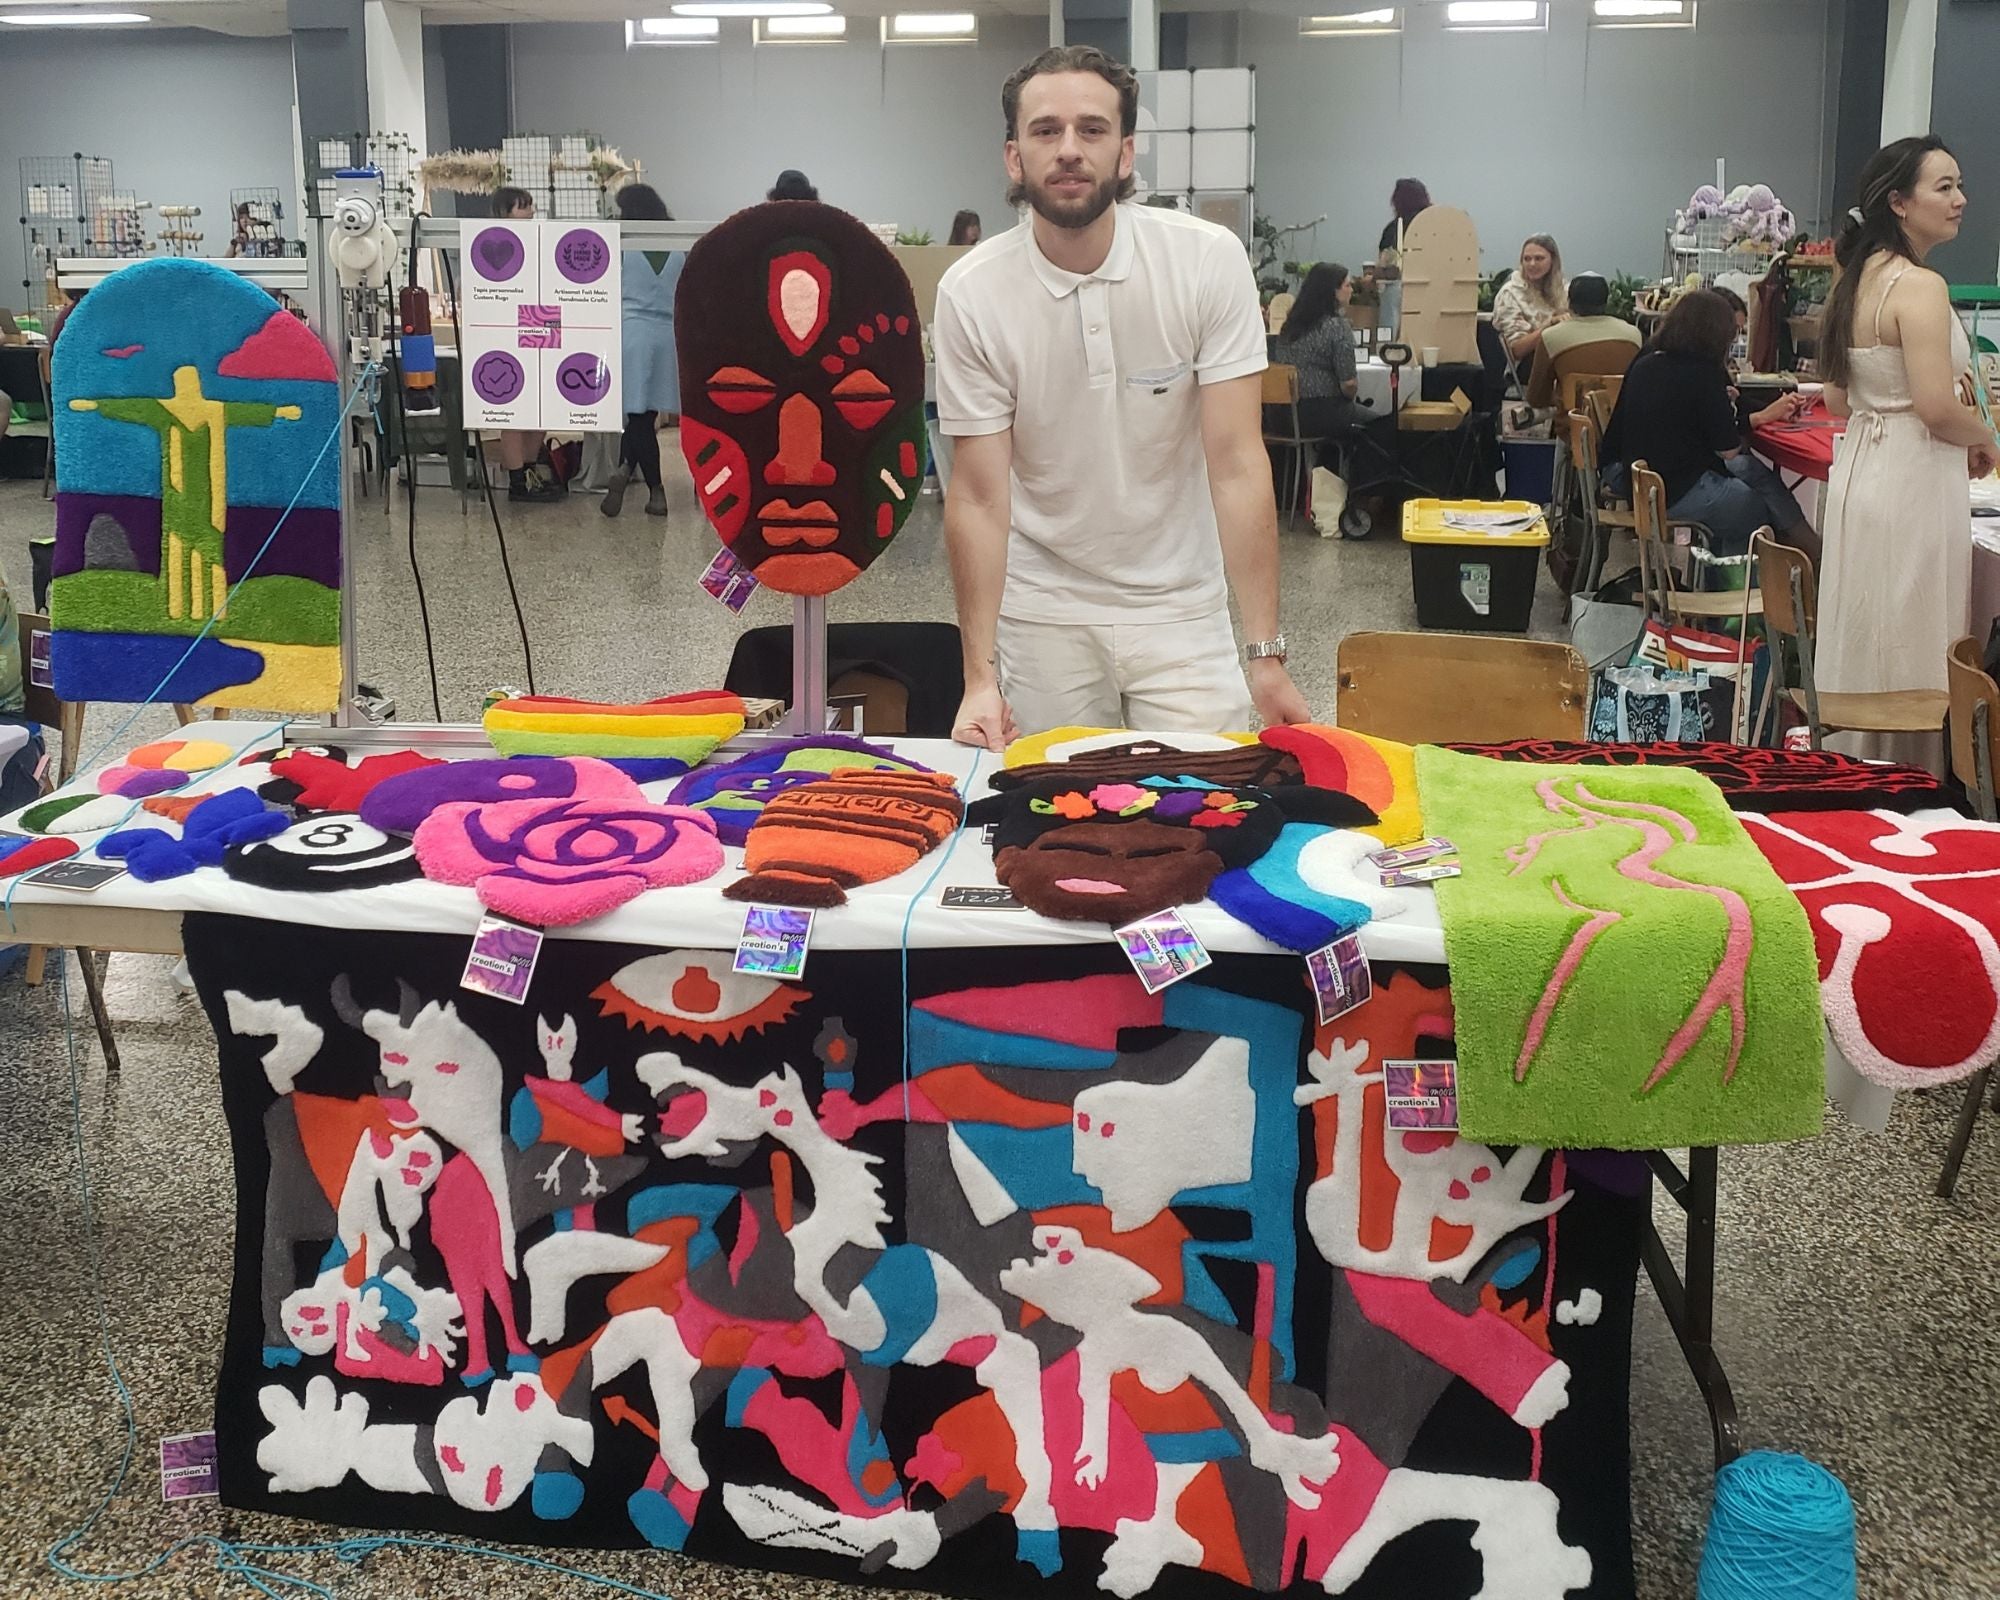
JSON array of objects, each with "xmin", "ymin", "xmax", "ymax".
[{"xmin": 2, "ymin": 450, "xmax": 1997, "ymax": 1600}]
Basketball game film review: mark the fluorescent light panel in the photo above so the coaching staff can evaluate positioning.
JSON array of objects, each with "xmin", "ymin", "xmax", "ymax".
[
  {"xmin": 0, "ymin": 11, "xmax": 151, "ymax": 22},
  {"xmin": 759, "ymin": 11, "xmax": 846, "ymax": 36},
  {"xmin": 1592, "ymin": 0, "xmax": 1693, "ymax": 22},
  {"xmin": 1444, "ymin": 0, "xmax": 1541, "ymax": 25},
  {"xmin": 887, "ymin": 11, "xmax": 977, "ymax": 37},
  {"xmin": 670, "ymin": 1, "xmax": 831, "ymax": 15},
  {"xmin": 632, "ymin": 15, "xmax": 719, "ymax": 38},
  {"xmin": 1300, "ymin": 9, "xmax": 1398, "ymax": 34}
]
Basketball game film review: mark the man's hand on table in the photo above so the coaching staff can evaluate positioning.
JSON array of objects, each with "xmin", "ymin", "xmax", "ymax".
[
  {"xmin": 952, "ymin": 683, "xmax": 1018, "ymax": 751},
  {"xmin": 1249, "ymin": 657, "xmax": 1313, "ymax": 728}
]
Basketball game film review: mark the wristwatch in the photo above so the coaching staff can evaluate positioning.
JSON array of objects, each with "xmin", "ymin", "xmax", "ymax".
[{"xmin": 1244, "ymin": 635, "xmax": 1288, "ymax": 664}]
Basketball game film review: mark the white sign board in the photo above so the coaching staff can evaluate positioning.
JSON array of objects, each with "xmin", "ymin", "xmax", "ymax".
[{"xmin": 460, "ymin": 220, "xmax": 622, "ymax": 429}]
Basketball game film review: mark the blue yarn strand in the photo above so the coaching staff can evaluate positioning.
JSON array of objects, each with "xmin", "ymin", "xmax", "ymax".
[{"xmin": 1699, "ymin": 1449, "xmax": 1857, "ymax": 1600}]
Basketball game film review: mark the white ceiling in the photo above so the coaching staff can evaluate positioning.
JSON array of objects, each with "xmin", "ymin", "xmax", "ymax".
[
  {"xmin": 0, "ymin": 0, "xmax": 1387, "ymax": 33},
  {"xmin": 0, "ymin": 0, "xmax": 1089, "ymax": 32}
]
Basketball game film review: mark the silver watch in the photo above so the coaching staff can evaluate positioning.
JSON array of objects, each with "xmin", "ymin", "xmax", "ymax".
[{"xmin": 1244, "ymin": 634, "xmax": 1288, "ymax": 664}]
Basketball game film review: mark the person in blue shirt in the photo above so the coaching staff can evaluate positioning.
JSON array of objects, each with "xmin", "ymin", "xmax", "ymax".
[{"xmin": 602, "ymin": 184, "xmax": 683, "ymax": 520}]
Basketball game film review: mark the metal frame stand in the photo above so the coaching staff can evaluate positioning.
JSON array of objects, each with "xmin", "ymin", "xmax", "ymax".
[
  {"xmin": 782, "ymin": 594, "xmax": 829, "ymax": 736},
  {"xmin": 1643, "ymin": 1148, "xmax": 1740, "ymax": 1468}
]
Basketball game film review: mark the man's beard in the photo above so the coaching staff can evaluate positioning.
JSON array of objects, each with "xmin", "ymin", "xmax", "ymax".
[{"xmin": 1025, "ymin": 167, "xmax": 1121, "ymax": 231}]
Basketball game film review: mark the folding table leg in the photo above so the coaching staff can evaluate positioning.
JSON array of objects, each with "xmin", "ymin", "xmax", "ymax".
[
  {"xmin": 72, "ymin": 947, "xmax": 121, "ymax": 1076},
  {"xmin": 1937, "ymin": 1065, "xmax": 1993, "ymax": 1199}
]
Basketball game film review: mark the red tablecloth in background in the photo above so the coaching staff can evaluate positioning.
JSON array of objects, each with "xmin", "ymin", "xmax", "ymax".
[{"xmin": 1752, "ymin": 402, "xmax": 1845, "ymax": 481}]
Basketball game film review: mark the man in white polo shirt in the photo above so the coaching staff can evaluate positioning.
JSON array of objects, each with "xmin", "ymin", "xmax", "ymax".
[{"xmin": 934, "ymin": 44, "xmax": 1310, "ymax": 747}]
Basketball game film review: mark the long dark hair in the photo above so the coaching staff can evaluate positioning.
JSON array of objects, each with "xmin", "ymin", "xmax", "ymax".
[
  {"xmin": 1284, "ymin": 262, "xmax": 1351, "ymax": 341},
  {"xmin": 1822, "ymin": 134, "xmax": 1953, "ymax": 387},
  {"xmin": 1390, "ymin": 178, "xmax": 1431, "ymax": 222},
  {"xmin": 615, "ymin": 183, "xmax": 673, "ymax": 221},
  {"xmin": 1651, "ymin": 288, "xmax": 1736, "ymax": 368},
  {"xmin": 948, "ymin": 209, "xmax": 981, "ymax": 246},
  {"xmin": 492, "ymin": 186, "xmax": 534, "ymax": 217}
]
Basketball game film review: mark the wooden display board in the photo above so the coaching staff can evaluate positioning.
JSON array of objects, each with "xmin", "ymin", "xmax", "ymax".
[{"xmin": 1398, "ymin": 206, "xmax": 1481, "ymax": 367}]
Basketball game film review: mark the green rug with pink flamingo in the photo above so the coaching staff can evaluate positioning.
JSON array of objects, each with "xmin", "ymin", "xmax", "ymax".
[{"xmin": 1415, "ymin": 746, "xmax": 1824, "ymax": 1149}]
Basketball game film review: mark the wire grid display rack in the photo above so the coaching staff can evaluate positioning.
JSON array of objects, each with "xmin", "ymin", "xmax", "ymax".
[
  {"xmin": 229, "ymin": 186, "xmax": 297, "ymax": 257},
  {"xmin": 501, "ymin": 134, "xmax": 555, "ymax": 217},
  {"xmin": 500, "ymin": 133, "xmax": 634, "ymax": 220},
  {"xmin": 19, "ymin": 154, "xmax": 147, "ymax": 302},
  {"xmin": 1662, "ymin": 216, "xmax": 1774, "ymax": 285},
  {"xmin": 306, "ymin": 133, "xmax": 419, "ymax": 220}
]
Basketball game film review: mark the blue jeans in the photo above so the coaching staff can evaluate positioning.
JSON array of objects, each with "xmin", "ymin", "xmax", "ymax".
[{"xmin": 1668, "ymin": 456, "xmax": 1805, "ymax": 556}]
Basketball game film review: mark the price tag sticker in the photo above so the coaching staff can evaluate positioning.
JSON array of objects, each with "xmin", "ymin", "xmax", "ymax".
[
  {"xmin": 940, "ymin": 885, "xmax": 1022, "ymax": 911},
  {"xmin": 1306, "ymin": 933, "xmax": 1371, "ymax": 1025},
  {"xmin": 735, "ymin": 904, "xmax": 813, "ymax": 979},
  {"xmin": 160, "ymin": 1431, "xmax": 219, "ymax": 1502},
  {"xmin": 460, "ymin": 913, "xmax": 543, "ymax": 1004},
  {"xmin": 699, "ymin": 546, "xmax": 760, "ymax": 614},
  {"xmin": 1384, "ymin": 1059, "xmax": 1460, "ymax": 1131},
  {"xmin": 26, "ymin": 859, "xmax": 126, "ymax": 892},
  {"xmin": 1114, "ymin": 909, "xmax": 1212, "ymax": 995}
]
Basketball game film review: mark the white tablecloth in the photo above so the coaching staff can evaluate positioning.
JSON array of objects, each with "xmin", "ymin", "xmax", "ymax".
[{"xmin": 0, "ymin": 722, "xmax": 1449, "ymax": 963}]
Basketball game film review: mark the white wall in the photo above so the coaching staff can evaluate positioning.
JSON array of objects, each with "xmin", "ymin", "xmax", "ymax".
[
  {"xmin": 1249, "ymin": 0, "xmax": 1832, "ymax": 283},
  {"xmin": 0, "ymin": 29, "xmax": 298, "ymax": 303},
  {"xmin": 509, "ymin": 18, "xmax": 1048, "ymax": 239}
]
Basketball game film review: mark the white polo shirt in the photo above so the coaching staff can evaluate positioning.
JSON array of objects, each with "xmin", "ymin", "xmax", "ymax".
[{"xmin": 933, "ymin": 203, "xmax": 1267, "ymax": 626}]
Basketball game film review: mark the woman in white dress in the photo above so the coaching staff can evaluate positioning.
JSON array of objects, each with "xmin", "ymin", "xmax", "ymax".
[{"xmin": 1818, "ymin": 137, "xmax": 1998, "ymax": 754}]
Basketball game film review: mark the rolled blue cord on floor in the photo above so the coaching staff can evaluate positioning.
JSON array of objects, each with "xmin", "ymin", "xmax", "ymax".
[{"xmin": 1699, "ymin": 1449, "xmax": 1857, "ymax": 1600}]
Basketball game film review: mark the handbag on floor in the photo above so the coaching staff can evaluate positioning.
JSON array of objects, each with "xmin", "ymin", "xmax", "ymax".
[
  {"xmin": 1632, "ymin": 618, "xmax": 1771, "ymax": 745},
  {"xmin": 1588, "ymin": 664, "xmax": 1710, "ymax": 743}
]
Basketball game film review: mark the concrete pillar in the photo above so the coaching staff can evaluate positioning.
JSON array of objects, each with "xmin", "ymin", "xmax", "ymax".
[
  {"xmin": 1880, "ymin": 0, "xmax": 1937, "ymax": 143},
  {"xmin": 1129, "ymin": 0, "xmax": 1158, "ymax": 71},
  {"xmin": 365, "ymin": 0, "xmax": 428, "ymax": 151}
]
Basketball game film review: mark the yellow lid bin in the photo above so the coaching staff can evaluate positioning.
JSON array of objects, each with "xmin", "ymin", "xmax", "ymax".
[{"xmin": 1400, "ymin": 499, "xmax": 1549, "ymax": 631}]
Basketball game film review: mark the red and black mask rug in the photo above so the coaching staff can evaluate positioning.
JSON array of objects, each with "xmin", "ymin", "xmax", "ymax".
[{"xmin": 676, "ymin": 203, "xmax": 926, "ymax": 597}]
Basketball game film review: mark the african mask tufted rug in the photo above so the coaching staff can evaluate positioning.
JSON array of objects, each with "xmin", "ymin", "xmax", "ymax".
[
  {"xmin": 1414, "ymin": 748, "xmax": 1824, "ymax": 1149},
  {"xmin": 186, "ymin": 913, "xmax": 1641, "ymax": 1599}
]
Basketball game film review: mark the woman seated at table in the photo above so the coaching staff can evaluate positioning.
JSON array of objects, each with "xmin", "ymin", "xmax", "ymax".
[
  {"xmin": 1603, "ymin": 288, "xmax": 1819, "ymax": 563},
  {"xmin": 1491, "ymin": 235, "xmax": 1568, "ymax": 381},
  {"xmin": 1273, "ymin": 263, "xmax": 1372, "ymax": 451}
]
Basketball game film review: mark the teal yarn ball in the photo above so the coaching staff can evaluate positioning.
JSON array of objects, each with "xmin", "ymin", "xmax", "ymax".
[{"xmin": 1698, "ymin": 1449, "xmax": 1857, "ymax": 1600}]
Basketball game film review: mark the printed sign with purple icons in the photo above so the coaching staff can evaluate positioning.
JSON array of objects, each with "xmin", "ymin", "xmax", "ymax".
[
  {"xmin": 555, "ymin": 351, "xmax": 613, "ymax": 410},
  {"xmin": 470, "ymin": 348, "xmax": 526, "ymax": 406},
  {"xmin": 460, "ymin": 220, "xmax": 620, "ymax": 427},
  {"xmin": 470, "ymin": 225, "xmax": 526, "ymax": 282},
  {"xmin": 517, "ymin": 304, "xmax": 562, "ymax": 349},
  {"xmin": 554, "ymin": 227, "xmax": 612, "ymax": 286}
]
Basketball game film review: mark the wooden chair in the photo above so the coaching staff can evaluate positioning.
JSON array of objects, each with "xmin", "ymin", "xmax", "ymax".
[
  {"xmin": 1630, "ymin": 462, "xmax": 1763, "ymax": 629},
  {"xmin": 1260, "ymin": 363, "xmax": 1312, "ymax": 531},
  {"xmin": 1266, "ymin": 292, "xmax": 1296, "ymax": 336},
  {"xmin": 1754, "ymin": 534, "xmax": 1948, "ymax": 749},
  {"xmin": 1568, "ymin": 407, "xmax": 1637, "ymax": 596},
  {"xmin": 13, "ymin": 611, "xmax": 120, "ymax": 1072},
  {"xmin": 1585, "ymin": 381, "xmax": 1621, "ymax": 438},
  {"xmin": 1336, "ymin": 631, "xmax": 1590, "ymax": 744},
  {"xmin": 1940, "ymin": 635, "xmax": 2000, "ymax": 1197}
]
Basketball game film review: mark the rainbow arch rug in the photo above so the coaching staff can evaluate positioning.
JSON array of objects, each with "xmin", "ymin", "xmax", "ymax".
[{"xmin": 49, "ymin": 258, "xmax": 343, "ymax": 712}]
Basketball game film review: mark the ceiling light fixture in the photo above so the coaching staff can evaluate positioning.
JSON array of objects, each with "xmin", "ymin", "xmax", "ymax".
[
  {"xmin": 759, "ymin": 12, "xmax": 846, "ymax": 36},
  {"xmin": 1299, "ymin": 9, "xmax": 1399, "ymax": 34},
  {"xmin": 1444, "ymin": 0, "xmax": 1541, "ymax": 25},
  {"xmin": 635, "ymin": 14, "xmax": 720, "ymax": 35},
  {"xmin": 0, "ymin": 11, "xmax": 152, "ymax": 23},
  {"xmin": 670, "ymin": 1, "xmax": 832, "ymax": 15},
  {"xmin": 889, "ymin": 11, "xmax": 976, "ymax": 34}
]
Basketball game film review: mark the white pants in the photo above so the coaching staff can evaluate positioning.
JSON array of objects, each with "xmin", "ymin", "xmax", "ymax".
[{"xmin": 996, "ymin": 609, "xmax": 1254, "ymax": 735}]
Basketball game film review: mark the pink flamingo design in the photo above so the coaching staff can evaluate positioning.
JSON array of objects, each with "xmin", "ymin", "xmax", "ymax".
[{"xmin": 1506, "ymin": 778, "xmax": 1752, "ymax": 1092}]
